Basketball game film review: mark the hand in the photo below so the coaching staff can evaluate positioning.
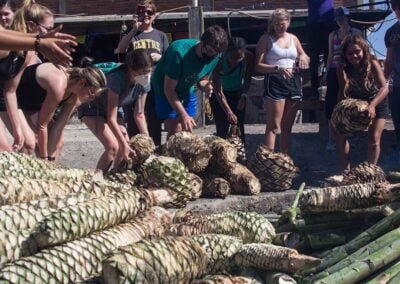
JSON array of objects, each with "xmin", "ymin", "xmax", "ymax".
[
  {"xmin": 278, "ymin": 67, "xmax": 293, "ymax": 80},
  {"xmin": 42, "ymin": 25, "xmax": 76, "ymax": 41},
  {"xmin": 132, "ymin": 14, "xmax": 142, "ymax": 30},
  {"xmin": 12, "ymin": 127, "xmax": 24, "ymax": 151},
  {"xmin": 298, "ymin": 54, "xmax": 310, "ymax": 69},
  {"xmin": 237, "ymin": 96, "xmax": 247, "ymax": 111},
  {"xmin": 40, "ymin": 37, "xmax": 76, "ymax": 67},
  {"xmin": 226, "ymin": 111, "xmax": 238, "ymax": 124},
  {"xmin": 199, "ymin": 80, "xmax": 213, "ymax": 98},
  {"xmin": 180, "ymin": 114, "xmax": 197, "ymax": 132},
  {"xmin": 115, "ymin": 144, "xmax": 135, "ymax": 169},
  {"xmin": 367, "ymin": 104, "xmax": 376, "ymax": 118},
  {"xmin": 150, "ymin": 53, "xmax": 161, "ymax": 62}
]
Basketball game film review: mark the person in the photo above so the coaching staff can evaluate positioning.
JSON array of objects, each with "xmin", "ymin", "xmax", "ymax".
[
  {"xmin": 323, "ymin": 6, "xmax": 362, "ymax": 152},
  {"xmin": 0, "ymin": 0, "xmax": 16, "ymax": 29},
  {"xmin": 78, "ymin": 49, "xmax": 153, "ymax": 171},
  {"xmin": 152, "ymin": 25, "xmax": 228, "ymax": 137},
  {"xmin": 1, "ymin": 0, "xmax": 56, "ymax": 153},
  {"xmin": 116, "ymin": 0, "xmax": 169, "ymax": 146},
  {"xmin": 8, "ymin": 62, "xmax": 106, "ymax": 161},
  {"xmin": 211, "ymin": 36, "xmax": 254, "ymax": 141},
  {"xmin": 385, "ymin": 0, "xmax": 400, "ymax": 151},
  {"xmin": 306, "ymin": 0, "xmax": 335, "ymax": 99},
  {"xmin": 335, "ymin": 35, "xmax": 389, "ymax": 171},
  {"xmin": 255, "ymin": 8, "xmax": 310, "ymax": 154}
]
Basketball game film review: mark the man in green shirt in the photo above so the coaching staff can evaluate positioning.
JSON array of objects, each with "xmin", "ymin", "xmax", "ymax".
[{"xmin": 152, "ymin": 25, "xmax": 228, "ymax": 137}]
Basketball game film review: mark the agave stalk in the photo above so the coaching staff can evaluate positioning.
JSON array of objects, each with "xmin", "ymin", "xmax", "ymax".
[
  {"xmin": 225, "ymin": 163, "xmax": 260, "ymax": 195},
  {"xmin": 314, "ymin": 238, "xmax": 400, "ymax": 284},
  {"xmin": 387, "ymin": 270, "xmax": 400, "ymax": 284},
  {"xmin": 300, "ymin": 183, "xmax": 400, "ymax": 212},
  {"xmin": 367, "ymin": 261, "xmax": 400, "ymax": 284},
  {"xmin": 0, "ymin": 207, "xmax": 172, "ymax": 283},
  {"xmin": 305, "ymin": 208, "xmax": 400, "ymax": 275},
  {"xmin": 309, "ymin": 227, "xmax": 400, "ymax": 281},
  {"xmin": 0, "ymin": 192, "xmax": 91, "ymax": 232},
  {"xmin": 168, "ymin": 211, "xmax": 275, "ymax": 244},
  {"xmin": 233, "ymin": 243, "xmax": 321, "ymax": 274},
  {"xmin": 0, "ymin": 178, "xmax": 122, "ymax": 206},
  {"xmin": 191, "ymin": 234, "xmax": 242, "ymax": 274},
  {"xmin": 102, "ymin": 236, "xmax": 208, "ymax": 283},
  {"xmin": 0, "ymin": 152, "xmax": 62, "ymax": 169}
]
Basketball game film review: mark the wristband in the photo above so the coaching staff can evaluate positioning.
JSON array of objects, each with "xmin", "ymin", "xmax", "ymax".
[
  {"xmin": 48, "ymin": 156, "xmax": 56, "ymax": 161},
  {"xmin": 34, "ymin": 34, "xmax": 41, "ymax": 53}
]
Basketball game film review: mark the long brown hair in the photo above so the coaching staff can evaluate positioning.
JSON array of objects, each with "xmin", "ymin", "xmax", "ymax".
[{"xmin": 340, "ymin": 34, "xmax": 372, "ymax": 72}]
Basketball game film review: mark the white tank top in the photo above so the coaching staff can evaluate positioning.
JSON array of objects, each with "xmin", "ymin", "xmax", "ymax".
[{"xmin": 264, "ymin": 35, "xmax": 298, "ymax": 69}]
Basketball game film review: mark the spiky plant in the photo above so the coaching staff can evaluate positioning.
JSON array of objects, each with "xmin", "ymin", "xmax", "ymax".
[
  {"xmin": 128, "ymin": 134, "xmax": 156, "ymax": 167},
  {"xmin": 166, "ymin": 131, "xmax": 212, "ymax": 173},
  {"xmin": 247, "ymin": 145, "xmax": 297, "ymax": 192},
  {"xmin": 331, "ymin": 98, "xmax": 372, "ymax": 134},
  {"xmin": 203, "ymin": 135, "xmax": 237, "ymax": 174},
  {"xmin": 342, "ymin": 161, "xmax": 387, "ymax": 185}
]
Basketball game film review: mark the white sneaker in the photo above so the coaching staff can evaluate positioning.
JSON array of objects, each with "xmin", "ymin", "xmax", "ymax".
[{"xmin": 325, "ymin": 139, "xmax": 336, "ymax": 152}]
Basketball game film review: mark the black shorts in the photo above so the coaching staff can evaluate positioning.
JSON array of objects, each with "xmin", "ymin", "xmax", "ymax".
[
  {"xmin": 325, "ymin": 68, "xmax": 339, "ymax": 120},
  {"xmin": 78, "ymin": 102, "xmax": 124, "ymax": 120},
  {"xmin": 264, "ymin": 71, "xmax": 302, "ymax": 101},
  {"xmin": 374, "ymin": 97, "xmax": 389, "ymax": 119}
]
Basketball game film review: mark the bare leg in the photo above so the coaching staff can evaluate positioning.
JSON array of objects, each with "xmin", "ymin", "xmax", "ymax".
[
  {"xmin": 0, "ymin": 118, "xmax": 11, "ymax": 152},
  {"xmin": 165, "ymin": 118, "xmax": 182, "ymax": 139},
  {"xmin": 334, "ymin": 128, "xmax": 350, "ymax": 172},
  {"xmin": 264, "ymin": 97, "xmax": 285, "ymax": 150},
  {"xmin": 81, "ymin": 116, "xmax": 120, "ymax": 171},
  {"xmin": 367, "ymin": 118, "xmax": 385, "ymax": 164},
  {"xmin": 280, "ymin": 99, "xmax": 299, "ymax": 154}
]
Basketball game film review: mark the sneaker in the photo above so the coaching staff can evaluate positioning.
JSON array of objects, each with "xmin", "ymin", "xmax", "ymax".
[{"xmin": 325, "ymin": 138, "xmax": 336, "ymax": 152}]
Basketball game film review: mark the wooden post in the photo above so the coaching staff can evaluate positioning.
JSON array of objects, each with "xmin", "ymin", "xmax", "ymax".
[
  {"xmin": 59, "ymin": 0, "xmax": 66, "ymax": 14},
  {"xmin": 189, "ymin": 5, "xmax": 205, "ymax": 127}
]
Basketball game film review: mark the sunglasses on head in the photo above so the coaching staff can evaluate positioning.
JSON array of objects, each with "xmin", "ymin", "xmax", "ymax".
[{"xmin": 137, "ymin": 6, "xmax": 155, "ymax": 16}]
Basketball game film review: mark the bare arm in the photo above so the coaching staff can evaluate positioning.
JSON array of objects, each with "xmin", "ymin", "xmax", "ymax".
[
  {"xmin": 254, "ymin": 34, "xmax": 275, "ymax": 74},
  {"xmin": 212, "ymin": 65, "xmax": 237, "ymax": 124},
  {"xmin": 294, "ymin": 35, "xmax": 310, "ymax": 69},
  {"xmin": 107, "ymin": 89, "xmax": 129, "ymax": 148},
  {"xmin": 115, "ymin": 16, "xmax": 140, "ymax": 53},
  {"xmin": 133, "ymin": 93, "xmax": 149, "ymax": 135},
  {"xmin": 337, "ymin": 65, "xmax": 346, "ymax": 101},
  {"xmin": 369, "ymin": 60, "xmax": 389, "ymax": 108},
  {"xmin": 164, "ymin": 75, "xmax": 196, "ymax": 131}
]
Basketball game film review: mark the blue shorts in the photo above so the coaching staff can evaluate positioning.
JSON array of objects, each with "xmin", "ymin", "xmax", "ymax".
[{"xmin": 155, "ymin": 92, "xmax": 197, "ymax": 119}]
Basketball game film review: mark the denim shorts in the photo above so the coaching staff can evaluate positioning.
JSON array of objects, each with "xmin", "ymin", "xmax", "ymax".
[{"xmin": 155, "ymin": 91, "xmax": 197, "ymax": 119}]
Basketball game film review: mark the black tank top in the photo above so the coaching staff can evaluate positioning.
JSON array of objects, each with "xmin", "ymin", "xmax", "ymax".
[{"xmin": 16, "ymin": 64, "xmax": 47, "ymax": 111}]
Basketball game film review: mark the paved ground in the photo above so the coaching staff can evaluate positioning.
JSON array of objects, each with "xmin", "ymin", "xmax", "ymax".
[{"xmin": 61, "ymin": 120, "xmax": 399, "ymax": 189}]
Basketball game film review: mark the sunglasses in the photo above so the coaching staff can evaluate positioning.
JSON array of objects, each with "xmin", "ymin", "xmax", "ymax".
[
  {"xmin": 34, "ymin": 21, "xmax": 54, "ymax": 32},
  {"xmin": 137, "ymin": 6, "xmax": 155, "ymax": 16}
]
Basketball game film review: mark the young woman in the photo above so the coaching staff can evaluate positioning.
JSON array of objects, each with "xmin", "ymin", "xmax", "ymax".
[
  {"xmin": 211, "ymin": 37, "xmax": 254, "ymax": 141},
  {"xmin": 78, "ymin": 49, "xmax": 153, "ymax": 171},
  {"xmin": 255, "ymin": 8, "xmax": 309, "ymax": 153},
  {"xmin": 323, "ymin": 6, "xmax": 362, "ymax": 152},
  {"xmin": 7, "ymin": 62, "xmax": 106, "ymax": 161},
  {"xmin": 0, "ymin": 0, "xmax": 16, "ymax": 29},
  {"xmin": 1, "ymin": 0, "xmax": 55, "ymax": 153},
  {"xmin": 335, "ymin": 35, "xmax": 389, "ymax": 171}
]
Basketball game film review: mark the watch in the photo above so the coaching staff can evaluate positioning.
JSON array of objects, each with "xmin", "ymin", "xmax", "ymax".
[{"xmin": 274, "ymin": 65, "xmax": 280, "ymax": 71}]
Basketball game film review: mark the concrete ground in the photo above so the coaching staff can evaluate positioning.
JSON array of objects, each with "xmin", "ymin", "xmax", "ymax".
[{"xmin": 58, "ymin": 120, "xmax": 399, "ymax": 214}]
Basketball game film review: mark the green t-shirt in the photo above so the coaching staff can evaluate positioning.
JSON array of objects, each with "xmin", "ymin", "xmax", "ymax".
[
  {"xmin": 152, "ymin": 39, "xmax": 221, "ymax": 103},
  {"xmin": 220, "ymin": 53, "xmax": 245, "ymax": 92}
]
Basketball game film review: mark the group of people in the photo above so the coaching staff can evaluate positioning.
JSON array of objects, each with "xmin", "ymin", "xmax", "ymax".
[{"xmin": 0, "ymin": 0, "xmax": 399, "ymax": 175}]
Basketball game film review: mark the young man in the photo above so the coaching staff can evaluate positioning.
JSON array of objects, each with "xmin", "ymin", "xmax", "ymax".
[
  {"xmin": 384, "ymin": 0, "xmax": 400, "ymax": 150},
  {"xmin": 152, "ymin": 25, "xmax": 228, "ymax": 137}
]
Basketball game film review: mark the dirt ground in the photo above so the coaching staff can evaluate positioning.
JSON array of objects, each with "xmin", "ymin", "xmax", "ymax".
[{"xmin": 61, "ymin": 119, "xmax": 399, "ymax": 189}]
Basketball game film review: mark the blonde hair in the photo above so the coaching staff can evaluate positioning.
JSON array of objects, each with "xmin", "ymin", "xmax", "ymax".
[
  {"xmin": 69, "ymin": 67, "xmax": 107, "ymax": 97},
  {"xmin": 11, "ymin": 0, "xmax": 53, "ymax": 33},
  {"xmin": 268, "ymin": 8, "xmax": 291, "ymax": 36}
]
